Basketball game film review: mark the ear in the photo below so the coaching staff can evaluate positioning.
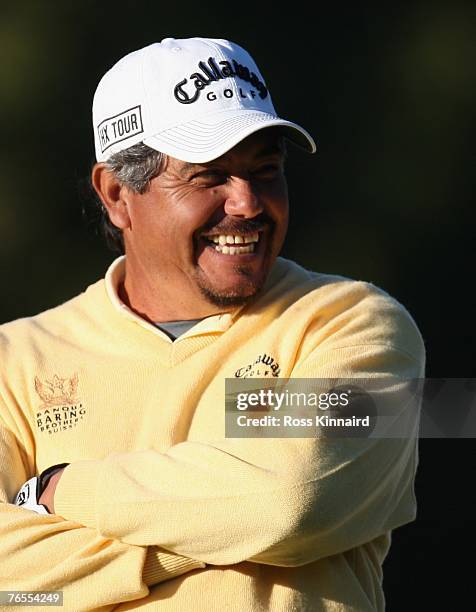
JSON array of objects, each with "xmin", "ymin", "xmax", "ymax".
[{"xmin": 91, "ymin": 163, "xmax": 131, "ymax": 230}]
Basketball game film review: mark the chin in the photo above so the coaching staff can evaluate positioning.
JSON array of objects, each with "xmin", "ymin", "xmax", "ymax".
[
  {"xmin": 194, "ymin": 257, "xmax": 274, "ymax": 308},
  {"xmin": 197, "ymin": 275, "xmax": 264, "ymax": 308},
  {"xmin": 199, "ymin": 288, "xmax": 259, "ymax": 308}
]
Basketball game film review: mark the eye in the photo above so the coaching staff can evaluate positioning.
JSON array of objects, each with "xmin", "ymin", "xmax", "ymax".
[
  {"xmin": 191, "ymin": 170, "xmax": 227, "ymax": 186},
  {"xmin": 252, "ymin": 163, "xmax": 283, "ymax": 181}
]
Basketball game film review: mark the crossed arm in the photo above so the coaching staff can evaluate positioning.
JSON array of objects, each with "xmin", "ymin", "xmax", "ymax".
[{"xmin": 3, "ymin": 342, "xmax": 424, "ymax": 608}]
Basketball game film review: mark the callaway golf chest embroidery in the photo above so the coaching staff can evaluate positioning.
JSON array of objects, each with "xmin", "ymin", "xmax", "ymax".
[{"xmin": 234, "ymin": 354, "xmax": 281, "ymax": 378}]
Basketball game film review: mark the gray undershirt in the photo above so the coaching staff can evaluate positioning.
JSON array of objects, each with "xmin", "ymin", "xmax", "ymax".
[{"xmin": 154, "ymin": 319, "xmax": 204, "ymax": 341}]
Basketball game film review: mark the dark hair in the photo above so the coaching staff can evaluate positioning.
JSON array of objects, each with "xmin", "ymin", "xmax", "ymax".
[{"xmin": 84, "ymin": 143, "xmax": 166, "ymax": 253}]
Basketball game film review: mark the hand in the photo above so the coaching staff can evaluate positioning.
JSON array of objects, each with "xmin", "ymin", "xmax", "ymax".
[{"xmin": 38, "ymin": 468, "xmax": 66, "ymax": 514}]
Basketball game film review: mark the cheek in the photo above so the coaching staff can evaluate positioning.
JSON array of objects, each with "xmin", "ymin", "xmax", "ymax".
[
  {"xmin": 180, "ymin": 190, "xmax": 225, "ymax": 236},
  {"xmin": 266, "ymin": 184, "xmax": 289, "ymax": 250},
  {"xmin": 265, "ymin": 181, "xmax": 289, "ymax": 226}
]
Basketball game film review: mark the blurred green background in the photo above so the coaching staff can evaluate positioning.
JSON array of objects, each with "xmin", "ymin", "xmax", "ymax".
[{"xmin": 1, "ymin": 2, "xmax": 474, "ymax": 608}]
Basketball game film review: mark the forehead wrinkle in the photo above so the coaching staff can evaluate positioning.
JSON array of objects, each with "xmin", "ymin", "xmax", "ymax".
[
  {"xmin": 224, "ymin": 140, "xmax": 285, "ymax": 163},
  {"xmin": 255, "ymin": 142, "xmax": 285, "ymax": 157}
]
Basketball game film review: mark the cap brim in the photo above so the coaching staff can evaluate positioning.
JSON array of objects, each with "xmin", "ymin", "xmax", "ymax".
[{"xmin": 143, "ymin": 109, "xmax": 316, "ymax": 163}]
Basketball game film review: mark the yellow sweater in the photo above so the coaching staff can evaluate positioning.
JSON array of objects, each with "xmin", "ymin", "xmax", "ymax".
[{"xmin": 0, "ymin": 257, "xmax": 425, "ymax": 611}]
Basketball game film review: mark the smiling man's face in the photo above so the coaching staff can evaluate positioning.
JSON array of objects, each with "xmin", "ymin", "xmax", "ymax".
[{"xmin": 118, "ymin": 128, "xmax": 289, "ymax": 318}]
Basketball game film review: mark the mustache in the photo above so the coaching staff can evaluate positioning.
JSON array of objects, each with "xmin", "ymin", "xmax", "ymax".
[{"xmin": 201, "ymin": 216, "xmax": 271, "ymax": 236}]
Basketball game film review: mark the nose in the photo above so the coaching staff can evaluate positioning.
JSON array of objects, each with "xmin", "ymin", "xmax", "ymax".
[{"xmin": 223, "ymin": 177, "xmax": 263, "ymax": 218}]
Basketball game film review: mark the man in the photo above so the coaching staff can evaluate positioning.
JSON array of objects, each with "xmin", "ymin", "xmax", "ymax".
[{"xmin": 0, "ymin": 38, "xmax": 424, "ymax": 610}]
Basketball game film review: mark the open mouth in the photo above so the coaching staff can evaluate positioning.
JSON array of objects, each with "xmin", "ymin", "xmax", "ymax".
[{"xmin": 202, "ymin": 232, "xmax": 260, "ymax": 255}]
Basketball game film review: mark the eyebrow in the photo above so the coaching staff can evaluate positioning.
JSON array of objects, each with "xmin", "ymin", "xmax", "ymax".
[
  {"xmin": 178, "ymin": 142, "xmax": 285, "ymax": 177},
  {"xmin": 179, "ymin": 162, "xmax": 207, "ymax": 177}
]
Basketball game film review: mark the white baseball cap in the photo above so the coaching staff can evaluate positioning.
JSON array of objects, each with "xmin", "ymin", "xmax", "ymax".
[{"xmin": 93, "ymin": 37, "xmax": 316, "ymax": 163}]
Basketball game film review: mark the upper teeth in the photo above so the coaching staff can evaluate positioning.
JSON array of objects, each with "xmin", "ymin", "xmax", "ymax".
[{"xmin": 208, "ymin": 233, "xmax": 259, "ymax": 245}]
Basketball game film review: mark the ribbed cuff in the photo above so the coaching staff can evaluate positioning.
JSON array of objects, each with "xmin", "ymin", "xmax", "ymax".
[
  {"xmin": 54, "ymin": 460, "xmax": 101, "ymax": 528},
  {"xmin": 143, "ymin": 547, "xmax": 206, "ymax": 586}
]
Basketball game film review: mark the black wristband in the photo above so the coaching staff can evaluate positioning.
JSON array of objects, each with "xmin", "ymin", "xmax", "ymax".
[{"xmin": 38, "ymin": 463, "xmax": 70, "ymax": 497}]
